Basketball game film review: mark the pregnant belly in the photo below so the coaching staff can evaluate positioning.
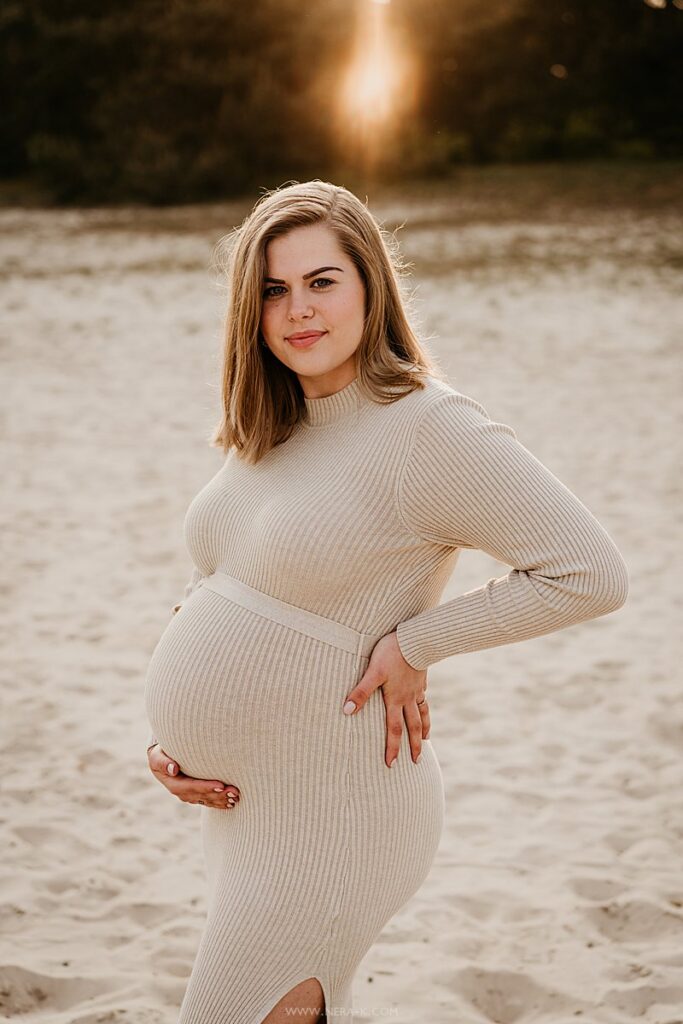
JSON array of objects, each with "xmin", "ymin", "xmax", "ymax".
[{"xmin": 144, "ymin": 586, "xmax": 364, "ymax": 788}]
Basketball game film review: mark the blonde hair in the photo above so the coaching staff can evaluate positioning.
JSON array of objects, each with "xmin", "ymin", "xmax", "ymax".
[{"xmin": 209, "ymin": 179, "xmax": 444, "ymax": 464}]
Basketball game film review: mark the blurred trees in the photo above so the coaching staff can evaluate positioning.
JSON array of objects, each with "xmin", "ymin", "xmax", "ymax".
[
  {"xmin": 1, "ymin": 0, "xmax": 680, "ymax": 203},
  {"xmin": 400, "ymin": 0, "xmax": 681, "ymax": 162}
]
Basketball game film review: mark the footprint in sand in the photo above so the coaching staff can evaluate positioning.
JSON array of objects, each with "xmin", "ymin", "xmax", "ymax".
[
  {"xmin": 584, "ymin": 898, "xmax": 683, "ymax": 942},
  {"xmin": 0, "ymin": 964, "xmax": 120, "ymax": 1017},
  {"xmin": 439, "ymin": 965, "xmax": 592, "ymax": 1023},
  {"xmin": 569, "ymin": 876, "xmax": 628, "ymax": 902},
  {"xmin": 13, "ymin": 825, "xmax": 98, "ymax": 859}
]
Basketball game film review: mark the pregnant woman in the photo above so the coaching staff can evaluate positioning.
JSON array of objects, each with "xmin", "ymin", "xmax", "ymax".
[{"xmin": 143, "ymin": 180, "xmax": 629, "ymax": 1023}]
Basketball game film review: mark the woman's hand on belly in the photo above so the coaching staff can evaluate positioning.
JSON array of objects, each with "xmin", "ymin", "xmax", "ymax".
[
  {"xmin": 146, "ymin": 743, "xmax": 240, "ymax": 811},
  {"xmin": 340, "ymin": 631, "xmax": 431, "ymax": 770}
]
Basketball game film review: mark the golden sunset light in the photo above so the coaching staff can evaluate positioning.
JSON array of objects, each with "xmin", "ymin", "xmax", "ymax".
[{"xmin": 334, "ymin": 0, "xmax": 418, "ymax": 173}]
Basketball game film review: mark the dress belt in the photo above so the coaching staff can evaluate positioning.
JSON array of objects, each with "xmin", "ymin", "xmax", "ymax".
[{"xmin": 200, "ymin": 571, "xmax": 384, "ymax": 659}]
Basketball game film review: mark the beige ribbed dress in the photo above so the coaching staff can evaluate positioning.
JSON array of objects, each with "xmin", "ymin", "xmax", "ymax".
[{"xmin": 144, "ymin": 373, "xmax": 628, "ymax": 1023}]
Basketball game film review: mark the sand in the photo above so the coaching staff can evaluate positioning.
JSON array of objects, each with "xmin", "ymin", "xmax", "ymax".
[{"xmin": 2, "ymin": 180, "xmax": 682, "ymax": 1023}]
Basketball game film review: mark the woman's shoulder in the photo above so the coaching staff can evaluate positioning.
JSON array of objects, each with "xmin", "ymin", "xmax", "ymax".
[
  {"xmin": 383, "ymin": 373, "xmax": 519, "ymax": 470},
  {"xmin": 385, "ymin": 372, "xmax": 490, "ymax": 426}
]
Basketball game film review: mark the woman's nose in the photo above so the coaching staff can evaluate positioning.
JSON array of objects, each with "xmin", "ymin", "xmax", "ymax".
[{"xmin": 287, "ymin": 293, "xmax": 314, "ymax": 318}]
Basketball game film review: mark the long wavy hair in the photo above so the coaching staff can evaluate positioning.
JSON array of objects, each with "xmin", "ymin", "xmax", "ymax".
[{"xmin": 209, "ymin": 179, "xmax": 444, "ymax": 464}]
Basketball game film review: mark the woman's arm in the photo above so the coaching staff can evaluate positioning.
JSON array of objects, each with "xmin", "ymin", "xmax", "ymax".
[{"xmin": 394, "ymin": 392, "xmax": 629, "ymax": 671}]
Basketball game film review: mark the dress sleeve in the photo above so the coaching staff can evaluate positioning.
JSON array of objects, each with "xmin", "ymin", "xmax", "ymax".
[
  {"xmin": 147, "ymin": 565, "xmax": 208, "ymax": 751},
  {"xmin": 394, "ymin": 392, "xmax": 629, "ymax": 671}
]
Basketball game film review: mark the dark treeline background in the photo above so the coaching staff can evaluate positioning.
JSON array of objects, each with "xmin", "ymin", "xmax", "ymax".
[{"xmin": 2, "ymin": 0, "xmax": 680, "ymax": 205}]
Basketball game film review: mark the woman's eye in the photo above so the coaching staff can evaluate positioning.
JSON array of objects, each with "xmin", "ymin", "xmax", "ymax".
[{"xmin": 263, "ymin": 278, "xmax": 335, "ymax": 299}]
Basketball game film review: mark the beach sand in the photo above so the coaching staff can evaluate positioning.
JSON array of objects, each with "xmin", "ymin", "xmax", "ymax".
[{"xmin": 2, "ymin": 175, "xmax": 682, "ymax": 1022}]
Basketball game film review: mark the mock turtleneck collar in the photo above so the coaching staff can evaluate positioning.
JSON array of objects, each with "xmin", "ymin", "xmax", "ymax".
[{"xmin": 302, "ymin": 377, "xmax": 365, "ymax": 427}]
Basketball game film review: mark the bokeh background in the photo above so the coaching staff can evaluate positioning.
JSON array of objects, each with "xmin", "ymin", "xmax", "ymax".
[
  {"xmin": 1, "ymin": 0, "xmax": 681, "ymax": 203},
  {"xmin": 2, "ymin": 2, "xmax": 682, "ymax": 1022}
]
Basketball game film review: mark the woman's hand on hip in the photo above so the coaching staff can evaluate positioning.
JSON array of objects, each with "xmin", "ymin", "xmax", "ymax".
[
  {"xmin": 341, "ymin": 631, "xmax": 430, "ymax": 769},
  {"xmin": 146, "ymin": 744, "xmax": 240, "ymax": 810}
]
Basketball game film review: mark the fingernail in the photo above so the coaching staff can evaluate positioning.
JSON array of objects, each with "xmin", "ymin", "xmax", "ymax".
[
  {"xmin": 416, "ymin": 754, "xmax": 422, "ymax": 764},
  {"xmin": 343, "ymin": 700, "xmax": 356, "ymax": 715},
  {"xmin": 389, "ymin": 757, "xmax": 397, "ymax": 768},
  {"xmin": 213, "ymin": 787, "xmax": 224, "ymax": 793},
  {"xmin": 166, "ymin": 763, "xmax": 176, "ymax": 776}
]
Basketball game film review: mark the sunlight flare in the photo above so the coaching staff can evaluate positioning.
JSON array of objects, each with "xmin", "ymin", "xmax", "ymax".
[{"xmin": 335, "ymin": 0, "xmax": 418, "ymax": 171}]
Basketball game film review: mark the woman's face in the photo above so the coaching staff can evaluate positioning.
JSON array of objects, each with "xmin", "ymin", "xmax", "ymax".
[{"xmin": 259, "ymin": 223, "xmax": 366, "ymax": 397}]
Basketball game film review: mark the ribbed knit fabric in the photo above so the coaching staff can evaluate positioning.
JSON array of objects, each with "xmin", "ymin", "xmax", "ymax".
[{"xmin": 144, "ymin": 373, "xmax": 628, "ymax": 1022}]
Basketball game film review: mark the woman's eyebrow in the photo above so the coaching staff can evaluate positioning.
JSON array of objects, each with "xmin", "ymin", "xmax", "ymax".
[{"xmin": 264, "ymin": 266, "xmax": 345, "ymax": 284}]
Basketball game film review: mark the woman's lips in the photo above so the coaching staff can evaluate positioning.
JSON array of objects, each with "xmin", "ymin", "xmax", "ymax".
[{"xmin": 287, "ymin": 331, "xmax": 327, "ymax": 349}]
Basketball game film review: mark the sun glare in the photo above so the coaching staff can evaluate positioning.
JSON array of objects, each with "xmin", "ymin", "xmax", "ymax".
[{"xmin": 335, "ymin": 0, "xmax": 418, "ymax": 172}]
